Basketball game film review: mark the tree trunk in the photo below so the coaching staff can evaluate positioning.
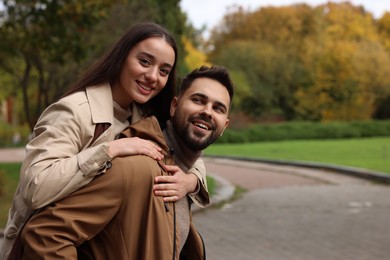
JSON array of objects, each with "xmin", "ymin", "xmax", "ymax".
[{"xmin": 21, "ymin": 58, "xmax": 33, "ymax": 131}]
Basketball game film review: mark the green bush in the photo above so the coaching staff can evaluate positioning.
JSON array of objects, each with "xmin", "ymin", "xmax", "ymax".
[
  {"xmin": 220, "ymin": 130, "xmax": 249, "ymax": 143},
  {"xmin": 0, "ymin": 122, "xmax": 30, "ymax": 147},
  {"xmin": 217, "ymin": 120, "xmax": 390, "ymax": 143},
  {"xmin": 0, "ymin": 171, "xmax": 4, "ymax": 197}
]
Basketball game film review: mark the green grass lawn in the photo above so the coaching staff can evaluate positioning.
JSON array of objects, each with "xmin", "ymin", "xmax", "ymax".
[
  {"xmin": 206, "ymin": 137, "xmax": 390, "ymax": 174},
  {"xmin": 0, "ymin": 163, "xmax": 21, "ymax": 227}
]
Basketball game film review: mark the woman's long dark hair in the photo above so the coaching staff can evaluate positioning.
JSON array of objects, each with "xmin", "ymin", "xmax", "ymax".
[{"xmin": 63, "ymin": 22, "xmax": 178, "ymax": 127}]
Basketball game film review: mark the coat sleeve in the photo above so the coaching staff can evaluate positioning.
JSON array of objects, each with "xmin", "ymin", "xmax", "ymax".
[
  {"xmin": 20, "ymin": 98, "xmax": 112, "ymax": 210},
  {"xmin": 187, "ymin": 158, "xmax": 210, "ymax": 208}
]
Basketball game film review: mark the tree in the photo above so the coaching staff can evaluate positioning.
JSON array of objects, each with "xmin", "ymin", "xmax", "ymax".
[
  {"xmin": 296, "ymin": 2, "xmax": 390, "ymax": 121},
  {"xmin": 207, "ymin": 1, "xmax": 390, "ymax": 121},
  {"xmin": 182, "ymin": 36, "xmax": 210, "ymax": 70},
  {"xmin": 0, "ymin": 0, "xmax": 192, "ymax": 130},
  {"xmin": 0, "ymin": 0, "xmax": 115, "ymax": 130},
  {"xmin": 378, "ymin": 12, "xmax": 390, "ymax": 53},
  {"xmin": 209, "ymin": 4, "xmax": 315, "ymax": 120}
]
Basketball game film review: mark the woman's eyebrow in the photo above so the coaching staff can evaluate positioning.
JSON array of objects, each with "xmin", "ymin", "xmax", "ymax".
[{"xmin": 138, "ymin": 51, "xmax": 173, "ymax": 68}]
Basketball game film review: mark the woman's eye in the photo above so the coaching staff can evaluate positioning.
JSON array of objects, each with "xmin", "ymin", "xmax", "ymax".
[
  {"xmin": 192, "ymin": 98, "xmax": 202, "ymax": 104},
  {"xmin": 139, "ymin": 59, "xmax": 150, "ymax": 66},
  {"xmin": 160, "ymin": 68, "xmax": 170, "ymax": 76}
]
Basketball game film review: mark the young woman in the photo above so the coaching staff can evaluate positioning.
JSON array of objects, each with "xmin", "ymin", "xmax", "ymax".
[{"xmin": 1, "ymin": 22, "xmax": 209, "ymax": 259}]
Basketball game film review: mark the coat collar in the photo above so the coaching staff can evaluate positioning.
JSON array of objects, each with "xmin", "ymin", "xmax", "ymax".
[
  {"xmin": 86, "ymin": 83, "xmax": 114, "ymax": 124},
  {"xmin": 120, "ymin": 116, "xmax": 169, "ymax": 155}
]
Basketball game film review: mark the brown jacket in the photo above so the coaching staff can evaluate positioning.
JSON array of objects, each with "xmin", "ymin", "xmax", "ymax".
[{"xmin": 20, "ymin": 116, "xmax": 205, "ymax": 260}]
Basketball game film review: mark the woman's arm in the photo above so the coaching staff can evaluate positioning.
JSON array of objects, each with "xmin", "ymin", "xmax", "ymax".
[{"xmin": 20, "ymin": 99, "xmax": 113, "ymax": 209}]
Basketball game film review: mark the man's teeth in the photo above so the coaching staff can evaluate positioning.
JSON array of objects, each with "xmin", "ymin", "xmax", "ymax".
[{"xmin": 195, "ymin": 123, "xmax": 208, "ymax": 130}]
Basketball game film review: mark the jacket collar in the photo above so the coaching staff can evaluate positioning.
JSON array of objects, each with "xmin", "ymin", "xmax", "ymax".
[
  {"xmin": 120, "ymin": 116, "xmax": 169, "ymax": 155},
  {"xmin": 86, "ymin": 83, "xmax": 114, "ymax": 124}
]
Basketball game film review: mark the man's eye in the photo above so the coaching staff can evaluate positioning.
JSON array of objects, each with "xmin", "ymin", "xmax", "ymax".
[{"xmin": 214, "ymin": 106, "xmax": 225, "ymax": 114}]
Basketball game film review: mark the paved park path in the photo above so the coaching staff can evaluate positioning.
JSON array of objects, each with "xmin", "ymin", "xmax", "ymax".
[{"xmin": 196, "ymin": 157, "xmax": 390, "ymax": 260}]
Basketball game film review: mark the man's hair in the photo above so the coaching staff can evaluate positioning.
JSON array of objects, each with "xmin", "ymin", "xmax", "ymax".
[{"xmin": 178, "ymin": 65, "xmax": 234, "ymax": 107}]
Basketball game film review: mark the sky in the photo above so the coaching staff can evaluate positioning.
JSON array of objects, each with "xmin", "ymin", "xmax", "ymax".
[{"xmin": 181, "ymin": 0, "xmax": 390, "ymax": 37}]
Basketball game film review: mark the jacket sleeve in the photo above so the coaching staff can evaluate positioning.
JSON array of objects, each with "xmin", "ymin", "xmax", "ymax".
[
  {"xmin": 20, "ymin": 98, "xmax": 113, "ymax": 210},
  {"xmin": 21, "ymin": 162, "xmax": 125, "ymax": 259},
  {"xmin": 187, "ymin": 158, "xmax": 210, "ymax": 208}
]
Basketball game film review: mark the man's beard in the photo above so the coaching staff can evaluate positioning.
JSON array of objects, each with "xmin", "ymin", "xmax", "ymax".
[{"xmin": 172, "ymin": 114, "xmax": 220, "ymax": 151}]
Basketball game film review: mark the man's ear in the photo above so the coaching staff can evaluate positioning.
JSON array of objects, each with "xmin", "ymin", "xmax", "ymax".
[
  {"xmin": 170, "ymin": 97, "xmax": 179, "ymax": 117},
  {"xmin": 220, "ymin": 118, "xmax": 230, "ymax": 136}
]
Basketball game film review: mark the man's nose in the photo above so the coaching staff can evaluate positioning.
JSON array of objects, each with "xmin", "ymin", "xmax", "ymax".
[{"xmin": 200, "ymin": 104, "xmax": 213, "ymax": 117}]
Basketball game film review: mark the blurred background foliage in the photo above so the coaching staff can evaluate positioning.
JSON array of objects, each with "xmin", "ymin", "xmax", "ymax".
[{"xmin": 1, "ymin": 0, "xmax": 390, "ymax": 146}]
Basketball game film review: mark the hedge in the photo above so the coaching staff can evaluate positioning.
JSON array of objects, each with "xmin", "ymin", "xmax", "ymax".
[{"xmin": 217, "ymin": 120, "xmax": 390, "ymax": 143}]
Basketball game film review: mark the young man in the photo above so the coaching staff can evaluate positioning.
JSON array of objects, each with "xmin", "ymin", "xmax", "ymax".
[{"xmin": 19, "ymin": 65, "xmax": 234, "ymax": 260}]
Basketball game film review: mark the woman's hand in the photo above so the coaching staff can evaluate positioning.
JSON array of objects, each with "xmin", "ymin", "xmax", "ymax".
[
  {"xmin": 153, "ymin": 165, "xmax": 198, "ymax": 202},
  {"xmin": 107, "ymin": 137, "xmax": 164, "ymax": 160}
]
